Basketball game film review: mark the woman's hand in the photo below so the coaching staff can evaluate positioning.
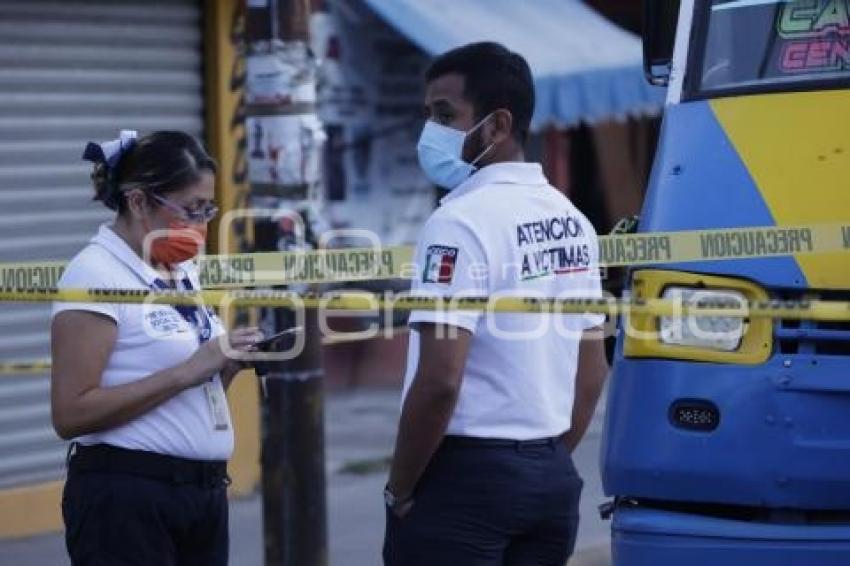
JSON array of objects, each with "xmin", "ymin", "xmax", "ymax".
[
  {"xmin": 221, "ymin": 327, "xmax": 265, "ymax": 387},
  {"xmin": 228, "ymin": 327, "xmax": 266, "ymax": 355},
  {"xmin": 183, "ymin": 327, "xmax": 264, "ymax": 388}
]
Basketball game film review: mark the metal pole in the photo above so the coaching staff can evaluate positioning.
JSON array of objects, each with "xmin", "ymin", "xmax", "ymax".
[
  {"xmin": 260, "ymin": 305, "xmax": 326, "ymax": 566},
  {"xmin": 244, "ymin": 2, "xmax": 327, "ymax": 565}
]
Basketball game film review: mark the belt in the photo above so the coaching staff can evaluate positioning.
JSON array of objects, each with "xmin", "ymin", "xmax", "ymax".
[
  {"xmin": 442, "ymin": 435, "xmax": 562, "ymax": 449},
  {"xmin": 67, "ymin": 443, "xmax": 230, "ymax": 488}
]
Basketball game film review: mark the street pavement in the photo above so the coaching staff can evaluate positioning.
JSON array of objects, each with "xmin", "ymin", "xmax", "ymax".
[{"xmin": 0, "ymin": 387, "xmax": 612, "ymax": 565}]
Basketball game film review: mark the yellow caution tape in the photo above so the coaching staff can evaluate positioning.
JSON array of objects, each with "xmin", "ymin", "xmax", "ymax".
[
  {"xmin": 1, "ymin": 224, "xmax": 848, "ymax": 289},
  {"xmin": 0, "ymin": 359, "xmax": 52, "ymax": 375},
  {"xmin": 2, "ymin": 288, "xmax": 850, "ymax": 321},
  {"xmin": 599, "ymin": 223, "xmax": 848, "ymax": 266},
  {"xmin": 0, "ymin": 261, "xmax": 67, "ymax": 290},
  {"xmin": 0, "ymin": 248, "xmax": 414, "ymax": 290},
  {"xmin": 197, "ymin": 246, "xmax": 414, "ymax": 288}
]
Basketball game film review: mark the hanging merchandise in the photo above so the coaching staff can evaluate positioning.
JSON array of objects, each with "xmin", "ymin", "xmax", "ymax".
[
  {"xmin": 246, "ymin": 38, "xmax": 325, "ymax": 206},
  {"xmin": 246, "ymin": 113, "xmax": 326, "ymax": 199},
  {"xmin": 245, "ymin": 42, "xmax": 317, "ymax": 109}
]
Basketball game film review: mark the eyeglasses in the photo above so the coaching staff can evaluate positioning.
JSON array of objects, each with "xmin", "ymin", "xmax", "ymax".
[{"xmin": 149, "ymin": 193, "xmax": 219, "ymax": 224}]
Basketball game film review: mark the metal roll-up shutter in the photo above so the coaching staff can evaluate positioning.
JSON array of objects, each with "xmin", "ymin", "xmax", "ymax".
[{"xmin": 0, "ymin": 0, "xmax": 205, "ymax": 489}]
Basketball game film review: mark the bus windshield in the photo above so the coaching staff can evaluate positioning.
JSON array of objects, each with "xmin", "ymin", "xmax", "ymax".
[{"xmin": 689, "ymin": 0, "xmax": 850, "ymax": 98}]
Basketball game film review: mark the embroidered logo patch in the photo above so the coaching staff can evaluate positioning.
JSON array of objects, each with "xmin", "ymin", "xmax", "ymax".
[{"xmin": 423, "ymin": 245, "xmax": 458, "ymax": 284}]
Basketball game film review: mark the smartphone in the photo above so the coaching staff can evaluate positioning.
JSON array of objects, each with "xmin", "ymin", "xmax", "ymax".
[
  {"xmin": 254, "ymin": 327, "xmax": 302, "ymax": 352},
  {"xmin": 253, "ymin": 327, "xmax": 303, "ymax": 381}
]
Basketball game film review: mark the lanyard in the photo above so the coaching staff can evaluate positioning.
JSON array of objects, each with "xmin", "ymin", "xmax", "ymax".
[
  {"xmin": 90, "ymin": 235, "xmax": 214, "ymax": 344},
  {"xmin": 151, "ymin": 277, "xmax": 213, "ymax": 344}
]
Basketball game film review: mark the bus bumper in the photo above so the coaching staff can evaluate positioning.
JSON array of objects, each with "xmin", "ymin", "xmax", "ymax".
[{"xmin": 612, "ymin": 505, "xmax": 850, "ymax": 566}]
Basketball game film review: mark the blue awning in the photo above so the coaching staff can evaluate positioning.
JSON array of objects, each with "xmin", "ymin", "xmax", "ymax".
[{"xmin": 360, "ymin": 0, "xmax": 665, "ymax": 130}]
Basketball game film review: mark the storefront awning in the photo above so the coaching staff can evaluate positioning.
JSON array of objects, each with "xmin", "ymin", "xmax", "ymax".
[{"xmin": 360, "ymin": 0, "xmax": 665, "ymax": 130}]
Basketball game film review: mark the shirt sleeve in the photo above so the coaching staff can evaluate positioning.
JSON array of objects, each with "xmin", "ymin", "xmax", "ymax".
[
  {"xmin": 51, "ymin": 252, "xmax": 121, "ymax": 323},
  {"xmin": 408, "ymin": 212, "xmax": 489, "ymax": 334}
]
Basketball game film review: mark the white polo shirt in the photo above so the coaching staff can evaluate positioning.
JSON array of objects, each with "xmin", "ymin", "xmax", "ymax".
[
  {"xmin": 51, "ymin": 224, "xmax": 233, "ymax": 461},
  {"xmin": 403, "ymin": 162, "xmax": 605, "ymax": 440}
]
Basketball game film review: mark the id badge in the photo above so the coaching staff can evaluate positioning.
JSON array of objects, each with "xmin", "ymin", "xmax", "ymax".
[{"xmin": 204, "ymin": 382, "xmax": 230, "ymax": 431}]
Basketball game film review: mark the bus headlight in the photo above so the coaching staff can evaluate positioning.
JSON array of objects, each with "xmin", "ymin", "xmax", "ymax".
[
  {"xmin": 659, "ymin": 287, "xmax": 745, "ymax": 352},
  {"xmin": 624, "ymin": 270, "xmax": 772, "ymax": 364}
]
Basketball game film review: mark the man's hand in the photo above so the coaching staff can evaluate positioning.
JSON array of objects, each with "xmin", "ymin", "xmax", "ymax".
[{"xmin": 389, "ymin": 497, "xmax": 415, "ymax": 519}]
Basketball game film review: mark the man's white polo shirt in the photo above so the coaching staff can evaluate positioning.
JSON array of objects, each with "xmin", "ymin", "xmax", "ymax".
[
  {"xmin": 403, "ymin": 162, "xmax": 605, "ymax": 440},
  {"xmin": 51, "ymin": 224, "xmax": 233, "ymax": 460}
]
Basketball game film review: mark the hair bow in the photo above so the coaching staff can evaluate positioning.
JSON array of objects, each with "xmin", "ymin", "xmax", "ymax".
[{"xmin": 82, "ymin": 129, "xmax": 138, "ymax": 169}]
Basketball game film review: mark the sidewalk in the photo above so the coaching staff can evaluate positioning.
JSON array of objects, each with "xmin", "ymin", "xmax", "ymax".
[{"xmin": 0, "ymin": 388, "xmax": 612, "ymax": 565}]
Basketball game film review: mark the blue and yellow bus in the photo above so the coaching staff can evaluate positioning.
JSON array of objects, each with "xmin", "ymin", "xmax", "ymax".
[{"xmin": 602, "ymin": 1, "xmax": 850, "ymax": 563}]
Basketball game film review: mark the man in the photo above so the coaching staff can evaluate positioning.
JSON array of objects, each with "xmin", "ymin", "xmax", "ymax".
[{"xmin": 383, "ymin": 42, "xmax": 610, "ymax": 565}]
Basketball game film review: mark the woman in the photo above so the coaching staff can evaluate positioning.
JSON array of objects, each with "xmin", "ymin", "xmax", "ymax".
[{"xmin": 51, "ymin": 130, "xmax": 263, "ymax": 566}]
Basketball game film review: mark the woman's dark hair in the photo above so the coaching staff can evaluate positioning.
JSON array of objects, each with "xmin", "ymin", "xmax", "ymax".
[{"xmin": 91, "ymin": 131, "xmax": 217, "ymax": 213}]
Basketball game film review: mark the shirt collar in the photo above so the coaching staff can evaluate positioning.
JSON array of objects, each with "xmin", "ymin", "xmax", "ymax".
[
  {"xmin": 91, "ymin": 223, "xmax": 190, "ymax": 287},
  {"xmin": 439, "ymin": 162, "xmax": 548, "ymax": 205}
]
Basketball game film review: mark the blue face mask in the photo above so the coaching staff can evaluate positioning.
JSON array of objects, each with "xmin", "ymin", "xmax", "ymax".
[{"xmin": 416, "ymin": 113, "xmax": 495, "ymax": 190}]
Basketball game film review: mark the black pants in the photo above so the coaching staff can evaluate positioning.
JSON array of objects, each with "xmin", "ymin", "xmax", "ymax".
[
  {"xmin": 383, "ymin": 436, "xmax": 583, "ymax": 566},
  {"xmin": 62, "ymin": 444, "xmax": 229, "ymax": 566}
]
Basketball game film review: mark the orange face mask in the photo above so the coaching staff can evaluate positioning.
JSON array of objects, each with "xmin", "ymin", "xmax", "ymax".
[{"xmin": 146, "ymin": 221, "xmax": 207, "ymax": 265}]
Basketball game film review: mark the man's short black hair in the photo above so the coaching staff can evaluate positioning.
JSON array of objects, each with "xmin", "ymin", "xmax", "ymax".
[{"xmin": 425, "ymin": 42, "xmax": 535, "ymax": 144}]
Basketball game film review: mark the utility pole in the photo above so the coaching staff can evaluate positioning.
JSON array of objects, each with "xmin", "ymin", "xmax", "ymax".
[{"xmin": 244, "ymin": 1, "xmax": 327, "ymax": 565}]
